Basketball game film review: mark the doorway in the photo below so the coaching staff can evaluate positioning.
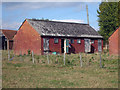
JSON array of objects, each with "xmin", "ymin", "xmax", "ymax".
[
  {"xmin": 84, "ymin": 39, "xmax": 91, "ymax": 53},
  {"xmin": 61, "ymin": 39, "xmax": 69, "ymax": 53},
  {"xmin": 43, "ymin": 38, "xmax": 49, "ymax": 54}
]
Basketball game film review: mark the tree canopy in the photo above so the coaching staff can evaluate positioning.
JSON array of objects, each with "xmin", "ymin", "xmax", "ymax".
[{"xmin": 97, "ymin": 2, "xmax": 120, "ymax": 45}]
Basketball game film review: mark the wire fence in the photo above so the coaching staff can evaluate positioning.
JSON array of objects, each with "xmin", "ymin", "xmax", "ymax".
[{"xmin": 2, "ymin": 50, "xmax": 118, "ymax": 68}]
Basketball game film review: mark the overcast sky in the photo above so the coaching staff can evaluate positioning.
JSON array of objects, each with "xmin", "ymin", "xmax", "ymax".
[{"xmin": 2, "ymin": 2, "xmax": 101, "ymax": 31}]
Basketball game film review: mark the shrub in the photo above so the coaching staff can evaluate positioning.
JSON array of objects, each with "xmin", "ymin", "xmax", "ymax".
[
  {"xmin": 35, "ymin": 55, "xmax": 40, "ymax": 63},
  {"xmin": 102, "ymin": 62, "xmax": 105, "ymax": 68},
  {"xmin": 89, "ymin": 59, "xmax": 92, "ymax": 62},
  {"xmin": 35, "ymin": 55, "xmax": 40, "ymax": 60},
  {"xmin": 30, "ymin": 58, "xmax": 32, "ymax": 61},
  {"xmin": 65, "ymin": 59, "xmax": 75, "ymax": 66},
  {"xmin": 91, "ymin": 56, "xmax": 94, "ymax": 60},
  {"xmin": 27, "ymin": 50, "xmax": 31, "ymax": 55},
  {"xmin": 55, "ymin": 60, "xmax": 58, "ymax": 64},
  {"xmin": 42, "ymin": 60, "xmax": 45, "ymax": 63}
]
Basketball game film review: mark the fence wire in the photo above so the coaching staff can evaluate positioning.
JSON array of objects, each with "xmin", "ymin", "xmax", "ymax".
[{"xmin": 2, "ymin": 50, "xmax": 117, "ymax": 68}]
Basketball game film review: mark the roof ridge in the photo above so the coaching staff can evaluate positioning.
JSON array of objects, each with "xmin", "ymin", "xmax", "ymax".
[{"xmin": 26, "ymin": 18, "xmax": 88, "ymax": 25}]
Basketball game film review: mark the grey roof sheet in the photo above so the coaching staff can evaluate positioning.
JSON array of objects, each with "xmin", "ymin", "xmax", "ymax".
[{"xmin": 27, "ymin": 19, "xmax": 102, "ymax": 38}]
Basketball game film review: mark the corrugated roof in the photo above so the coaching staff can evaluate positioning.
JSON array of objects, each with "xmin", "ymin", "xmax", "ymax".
[
  {"xmin": 27, "ymin": 19, "xmax": 103, "ymax": 38},
  {"xmin": 1, "ymin": 29, "xmax": 17, "ymax": 40}
]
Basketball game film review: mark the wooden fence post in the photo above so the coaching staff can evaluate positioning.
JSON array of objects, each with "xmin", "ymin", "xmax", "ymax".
[
  {"xmin": 99, "ymin": 52, "xmax": 102, "ymax": 68},
  {"xmin": 79, "ymin": 53, "xmax": 82, "ymax": 67},
  {"xmin": 85, "ymin": 52, "xmax": 88, "ymax": 65},
  {"xmin": 64, "ymin": 52, "xmax": 65, "ymax": 65},
  {"xmin": 32, "ymin": 51, "xmax": 35, "ymax": 64},
  {"xmin": 7, "ymin": 40, "xmax": 10, "ymax": 61},
  {"xmin": 47, "ymin": 51, "xmax": 49, "ymax": 64},
  {"xmin": 8, "ymin": 50, "xmax": 10, "ymax": 61}
]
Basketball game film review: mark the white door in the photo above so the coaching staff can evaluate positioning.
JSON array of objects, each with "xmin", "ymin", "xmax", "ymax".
[
  {"xmin": 43, "ymin": 38, "xmax": 49, "ymax": 51},
  {"xmin": 84, "ymin": 39, "xmax": 91, "ymax": 53}
]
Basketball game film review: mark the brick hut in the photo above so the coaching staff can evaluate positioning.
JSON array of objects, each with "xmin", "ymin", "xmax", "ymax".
[
  {"xmin": 14, "ymin": 19, "xmax": 103, "ymax": 55},
  {"xmin": 0, "ymin": 29, "xmax": 17, "ymax": 50},
  {"xmin": 109, "ymin": 26, "xmax": 120, "ymax": 55}
]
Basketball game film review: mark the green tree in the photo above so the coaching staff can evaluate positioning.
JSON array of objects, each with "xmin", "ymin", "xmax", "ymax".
[
  {"xmin": 118, "ymin": 1, "xmax": 120, "ymax": 26},
  {"xmin": 32, "ymin": 18, "xmax": 50, "ymax": 21},
  {"xmin": 41, "ymin": 17, "xmax": 49, "ymax": 21},
  {"xmin": 97, "ymin": 2, "xmax": 119, "ymax": 45}
]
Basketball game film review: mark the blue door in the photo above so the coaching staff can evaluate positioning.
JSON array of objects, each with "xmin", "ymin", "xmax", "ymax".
[{"xmin": 66, "ymin": 39, "xmax": 69, "ymax": 53}]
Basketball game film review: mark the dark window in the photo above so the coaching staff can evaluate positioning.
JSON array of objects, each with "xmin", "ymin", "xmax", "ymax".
[
  {"xmin": 91, "ymin": 40, "xmax": 94, "ymax": 44},
  {"xmin": 70, "ymin": 39, "xmax": 74, "ymax": 43},
  {"xmin": 77, "ymin": 39, "xmax": 81, "ymax": 44},
  {"xmin": 54, "ymin": 38, "xmax": 58, "ymax": 43}
]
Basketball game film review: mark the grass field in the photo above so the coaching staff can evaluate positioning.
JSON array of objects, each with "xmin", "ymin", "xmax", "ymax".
[{"xmin": 2, "ymin": 50, "xmax": 118, "ymax": 88}]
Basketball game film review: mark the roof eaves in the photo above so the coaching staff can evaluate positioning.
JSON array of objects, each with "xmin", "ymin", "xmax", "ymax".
[{"xmin": 41, "ymin": 34, "xmax": 103, "ymax": 38}]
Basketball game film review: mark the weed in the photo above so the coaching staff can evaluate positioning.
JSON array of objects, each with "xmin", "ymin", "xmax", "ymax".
[
  {"xmin": 80, "ymin": 70, "xmax": 85, "ymax": 73},
  {"xmin": 35, "ymin": 55, "xmax": 40, "ymax": 63},
  {"xmin": 14, "ymin": 63, "xmax": 22, "ymax": 67},
  {"xmin": 107, "ymin": 67, "xmax": 118, "ymax": 70},
  {"xmin": 55, "ymin": 60, "xmax": 58, "ymax": 64},
  {"xmin": 27, "ymin": 49, "xmax": 31, "ymax": 55},
  {"xmin": 111, "ymin": 80, "xmax": 118, "ymax": 83},
  {"xmin": 42, "ymin": 60, "xmax": 45, "ymax": 64},
  {"xmin": 2, "ymin": 50, "xmax": 118, "ymax": 88},
  {"xmin": 91, "ymin": 56, "xmax": 94, "ymax": 60},
  {"xmin": 89, "ymin": 59, "xmax": 92, "ymax": 62},
  {"xmin": 30, "ymin": 58, "xmax": 32, "ymax": 61},
  {"xmin": 103, "ymin": 59, "xmax": 105, "ymax": 61},
  {"xmin": 35, "ymin": 55, "xmax": 40, "ymax": 60},
  {"xmin": 32, "ymin": 64, "xmax": 36, "ymax": 68},
  {"xmin": 24, "ymin": 54, "xmax": 26, "ymax": 56},
  {"xmin": 109, "ymin": 70, "xmax": 116, "ymax": 72},
  {"xmin": 6, "ymin": 63, "xmax": 13, "ymax": 66},
  {"xmin": 102, "ymin": 62, "xmax": 105, "ymax": 67}
]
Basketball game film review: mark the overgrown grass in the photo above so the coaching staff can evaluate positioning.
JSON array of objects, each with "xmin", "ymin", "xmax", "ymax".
[{"xmin": 2, "ymin": 50, "xmax": 118, "ymax": 88}]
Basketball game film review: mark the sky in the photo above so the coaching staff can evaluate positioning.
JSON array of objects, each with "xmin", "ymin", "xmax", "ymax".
[{"xmin": 2, "ymin": 2, "xmax": 101, "ymax": 31}]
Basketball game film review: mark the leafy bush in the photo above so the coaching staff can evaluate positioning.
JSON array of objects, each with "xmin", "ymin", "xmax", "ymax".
[
  {"xmin": 30, "ymin": 58, "xmax": 32, "ymax": 61},
  {"xmin": 91, "ymin": 56, "xmax": 94, "ymax": 60},
  {"xmin": 14, "ymin": 63, "xmax": 22, "ymax": 67},
  {"xmin": 27, "ymin": 49, "xmax": 31, "ymax": 55},
  {"xmin": 102, "ymin": 62, "xmax": 105, "ymax": 68},
  {"xmin": 24, "ymin": 54, "xmax": 26, "ymax": 56},
  {"xmin": 42, "ymin": 60, "xmax": 45, "ymax": 63},
  {"xmin": 35, "ymin": 55, "xmax": 40, "ymax": 63},
  {"xmin": 35, "ymin": 55, "xmax": 40, "ymax": 60},
  {"xmin": 89, "ymin": 59, "xmax": 92, "ymax": 62}
]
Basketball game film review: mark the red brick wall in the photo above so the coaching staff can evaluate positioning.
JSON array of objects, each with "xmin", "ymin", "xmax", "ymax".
[
  {"xmin": 41, "ymin": 36, "xmax": 61, "ymax": 54},
  {"xmin": 109, "ymin": 27, "xmax": 120, "ymax": 55},
  {"xmin": 69, "ymin": 38, "xmax": 85, "ymax": 53},
  {"xmin": 14, "ymin": 20, "xmax": 42, "ymax": 55},
  {"xmin": 41, "ymin": 36, "xmax": 102, "ymax": 54},
  {"xmin": 49, "ymin": 38, "xmax": 61, "ymax": 53}
]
